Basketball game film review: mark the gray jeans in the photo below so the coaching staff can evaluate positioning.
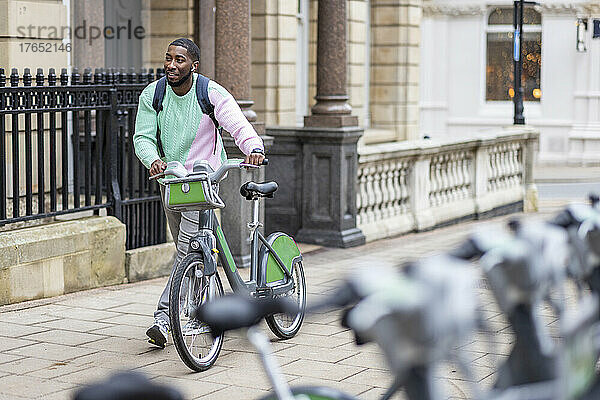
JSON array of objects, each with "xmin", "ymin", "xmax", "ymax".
[{"xmin": 154, "ymin": 186, "xmax": 201, "ymax": 325}]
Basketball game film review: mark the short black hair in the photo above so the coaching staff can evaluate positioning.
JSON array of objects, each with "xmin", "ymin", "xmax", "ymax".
[{"xmin": 169, "ymin": 38, "xmax": 200, "ymax": 62}]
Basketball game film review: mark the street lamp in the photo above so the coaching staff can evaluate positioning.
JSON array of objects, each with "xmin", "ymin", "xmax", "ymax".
[{"xmin": 513, "ymin": 0, "xmax": 538, "ymax": 125}]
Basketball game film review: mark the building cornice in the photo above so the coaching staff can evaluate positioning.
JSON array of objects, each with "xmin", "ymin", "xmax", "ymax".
[
  {"xmin": 422, "ymin": 4, "xmax": 486, "ymax": 17},
  {"xmin": 540, "ymin": 2, "xmax": 600, "ymax": 16},
  {"xmin": 539, "ymin": 4, "xmax": 579, "ymax": 15},
  {"xmin": 583, "ymin": 4, "xmax": 600, "ymax": 15}
]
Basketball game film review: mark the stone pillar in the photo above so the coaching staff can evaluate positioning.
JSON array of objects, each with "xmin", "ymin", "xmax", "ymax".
[
  {"xmin": 294, "ymin": 0, "xmax": 365, "ymax": 248},
  {"xmin": 71, "ymin": 0, "xmax": 105, "ymax": 70},
  {"xmin": 214, "ymin": 0, "xmax": 267, "ymax": 268},
  {"xmin": 304, "ymin": 0, "xmax": 357, "ymax": 128}
]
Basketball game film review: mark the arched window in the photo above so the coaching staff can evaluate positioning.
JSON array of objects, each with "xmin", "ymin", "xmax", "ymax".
[{"xmin": 486, "ymin": 7, "xmax": 542, "ymax": 102}]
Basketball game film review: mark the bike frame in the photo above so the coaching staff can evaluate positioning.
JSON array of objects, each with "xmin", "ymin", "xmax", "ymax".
[{"xmin": 190, "ymin": 198, "xmax": 295, "ymax": 297}]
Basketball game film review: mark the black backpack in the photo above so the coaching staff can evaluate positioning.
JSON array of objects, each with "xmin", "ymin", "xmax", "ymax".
[{"xmin": 151, "ymin": 74, "xmax": 222, "ymax": 157}]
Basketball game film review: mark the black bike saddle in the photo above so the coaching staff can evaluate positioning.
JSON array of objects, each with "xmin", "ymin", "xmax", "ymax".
[{"xmin": 240, "ymin": 181, "xmax": 278, "ymax": 200}]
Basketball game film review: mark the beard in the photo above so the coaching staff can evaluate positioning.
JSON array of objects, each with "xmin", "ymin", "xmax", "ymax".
[{"xmin": 167, "ymin": 67, "xmax": 193, "ymax": 87}]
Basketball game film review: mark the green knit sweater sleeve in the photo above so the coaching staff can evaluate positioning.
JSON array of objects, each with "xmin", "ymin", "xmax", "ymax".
[{"xmin": 133, "ymin": 83, "xmax": 161, "ymax": 169}]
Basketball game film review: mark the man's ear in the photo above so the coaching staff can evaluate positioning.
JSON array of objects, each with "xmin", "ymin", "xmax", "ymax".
[{"xmin": 192, "ymin": 61, "xmax": 200, "ymax": 73}]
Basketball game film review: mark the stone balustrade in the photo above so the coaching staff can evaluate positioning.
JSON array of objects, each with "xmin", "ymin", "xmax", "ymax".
[{"xmin": 357, "ymin": 127, "xmax": 539, "ymax": 242}]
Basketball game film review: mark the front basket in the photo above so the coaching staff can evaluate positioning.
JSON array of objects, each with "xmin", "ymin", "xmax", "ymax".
[{"xmin": 163, "ymin": 175, "xmax": 224, "ymax": 212}]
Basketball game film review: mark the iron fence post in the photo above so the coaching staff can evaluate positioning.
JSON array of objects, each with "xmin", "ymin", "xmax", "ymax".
[{"xmin": 108, "ymin": 87, "xmax": 123, "ymax": 220}]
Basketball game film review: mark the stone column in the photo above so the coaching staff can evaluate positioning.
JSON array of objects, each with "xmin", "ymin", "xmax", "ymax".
[
  {"xmin": 294, "ymin": 0, "xmax": 365, "ymax": 248},
  {"xmin": 214, "ymin": 0, "xmax": 268, "ymax": 268},
  {"xmin": 304, "ymin": 0, "xmax": 358, "ymax": 128}
]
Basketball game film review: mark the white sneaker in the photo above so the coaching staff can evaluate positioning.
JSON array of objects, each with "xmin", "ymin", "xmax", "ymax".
[
  {"xmin": 182, "ymin": 319, "xmax": 210, "ymax": 336},
  {"xmin": 146, "ymin": 319, "xmax": 170, "ymax": 348}
]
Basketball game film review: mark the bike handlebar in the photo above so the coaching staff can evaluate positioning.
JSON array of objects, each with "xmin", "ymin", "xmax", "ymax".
[{"xmin": 149, "ymin": 158, "xmax": 269, "ymax": 182}]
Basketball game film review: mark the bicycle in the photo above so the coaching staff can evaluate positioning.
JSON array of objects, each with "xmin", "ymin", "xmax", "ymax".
[{"xmin": 151, "ymin": 158, "xmax": 306, "ymax": 371}]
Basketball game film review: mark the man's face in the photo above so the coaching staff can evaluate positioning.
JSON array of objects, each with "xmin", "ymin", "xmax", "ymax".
[{"xmin": 164, "ymin": 45, "xmax": 198, "ymax": 87}]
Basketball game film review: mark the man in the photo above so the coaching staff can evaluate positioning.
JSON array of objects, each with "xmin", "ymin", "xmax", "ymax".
[{"xmin": 133, "ymin": 38, "xmax": 265, "ymax": 348}]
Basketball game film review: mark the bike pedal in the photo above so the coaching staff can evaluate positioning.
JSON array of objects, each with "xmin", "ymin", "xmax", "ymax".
[{"xmin": 254, "ymin": 287, "xmax": 273, "ymax": 298}]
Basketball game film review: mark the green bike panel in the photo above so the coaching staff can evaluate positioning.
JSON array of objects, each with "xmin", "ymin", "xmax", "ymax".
[
  {"xmin": 266, "ymin": 235, "xmax": 300, "ymax": 284},
  {"xmin": 168, "ymin": 181, "xmax": 206, "ymax": 206},
  {"xmin": 216, "ymin": 225, "xmax": 237, "ymax": 273}
]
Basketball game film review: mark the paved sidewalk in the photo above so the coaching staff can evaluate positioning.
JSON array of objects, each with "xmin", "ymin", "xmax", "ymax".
[{"xmin": 0, "ymin": 197, "xmax": 585, "ymax": 400}]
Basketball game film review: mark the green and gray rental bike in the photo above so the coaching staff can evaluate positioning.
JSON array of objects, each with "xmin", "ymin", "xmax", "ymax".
[{"xmin": 151, "ymin": 158, "xmax": 306, "ymax": 372}]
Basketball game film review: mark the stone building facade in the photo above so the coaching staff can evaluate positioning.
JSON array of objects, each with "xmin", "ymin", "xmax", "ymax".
[{"xmin": 420, "ymin": 0, "xmax": 600, "ymax": 165}]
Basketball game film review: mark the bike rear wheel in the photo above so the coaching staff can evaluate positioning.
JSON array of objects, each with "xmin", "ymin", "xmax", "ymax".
[
  {"xmin": 265, "ymin": 261, "xmax": 306, "ymax": 339},
  {"xmin": 169, "ymin": 252, "xmax": 224, "ymax": 371}
]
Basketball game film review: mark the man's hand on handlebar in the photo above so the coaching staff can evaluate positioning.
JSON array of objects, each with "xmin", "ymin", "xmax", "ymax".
[
  {"xmin": 245, "ymin": 150, "xmax": 265, "ymax": 166},
  {"xmin": 150, "ymin": 159, "xmax": 167, "ymax": 177}
]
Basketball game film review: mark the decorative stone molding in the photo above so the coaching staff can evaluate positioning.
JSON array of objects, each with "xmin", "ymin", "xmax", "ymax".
[
  {"xmin": 583, "ymin": 3, "xmax": 600, "ymax": 15},
  {"xmin": 422, "ymin": 3, "xmax": 486, "ymax": 17},
  {"xmin": 539, "ymin": 3, "xmax": 580, "ymax": 16}
]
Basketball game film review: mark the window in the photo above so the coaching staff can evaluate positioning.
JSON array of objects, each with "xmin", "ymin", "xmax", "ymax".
[{"xmin": 486, "ymin": 7, "xmax": 542, "ymax": 102}]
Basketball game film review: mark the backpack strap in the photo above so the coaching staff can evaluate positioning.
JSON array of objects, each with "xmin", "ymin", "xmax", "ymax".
[
  {"xmin": 152, "ymin": 76, "xmax": 167, "ymax": 158},
  {"xmin": 195, "ymin": 74, "xmax": 222, "ymax": 155}
]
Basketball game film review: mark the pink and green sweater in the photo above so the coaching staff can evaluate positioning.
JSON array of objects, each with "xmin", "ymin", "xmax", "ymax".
[{"xmin": 133, "ymin": 73, "xmax": 264, "ymax": 172}]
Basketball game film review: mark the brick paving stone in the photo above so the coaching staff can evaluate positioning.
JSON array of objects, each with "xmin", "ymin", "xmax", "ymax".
[
  {"xmin": 0, "ymin": 353, "xmax": 23, "ymax": 365},
  {"xmin": 337, "ymin": 351, "xmax": 389, "ymax": 370},
  {"xmin": 21, "ymin": 330, "xmax": 107, "ymax": 347},
  {"xmin": 194, "ymin": 385, "xmax": 270, "ymax": 400},
  {"xmin": 0, "ymin": 323, "xmax": 48, "ymax": 338},
  {"xmin": 0, "ymin": 337, "xmax": 36, "ymax": 352},
  {"xmin": 33, "ymin": 319, "xmax": 113, "ymax": 333},
  {"xmin": 358, "ymin": 386, "xmax": 407, "ymax": 399},
  {"xmin": 287, "ymin": 376, "xmax": 378, "ymax": 397},
  {"xmin": 80, "ymin": 336, "xmax": 155, "ymax": 355},
  {"xmin": 0, "ymin": 357, "xmax": 59, "ymax": 375},
  {"xmin": 214, "ymin": 350, "xmax": 297, "ymax": 369},
  {"xmin": 26, "ymin": 361, "xmax": 94, "ymax": 380},
  {"xmin": 283, "ymin": 332, "xmax": 354, "ymax": 349},
  {"xmin": 281, "ymin": 359, "xmax": 365, "ymax": 381},
  {"xmin": 134, "ymin": 359, "xmax": 228, "ymax": 379},
  {"xmin": 41, "ymin": 306, "xmax": 121, "ymax": 322},
  {"xmin": 0, "ymin": 375, "xmax": 73, "ymax": 398},
  {"xmin": 99, "ymin": 313, "xmax": 154, "ymax": 328},
  {"xmin": 106, "ymin": 302, "xmax": 158, "ymax": 316},
  {"xmin": 273, "ymin": 344, "xmax": 356, "ymax": 364},
  {"xmin": 152, "ymin": 375, "xmax": 225, "ymax": 399},
  {"xmin": 54, "ymin": 366, "xmax": 120, "ymax": 385},
  {"xmin": 69, "ymin": 350, "xmax": 157, "ymax": 370},
  {"xmin": 341, "ymin": 367, "xmax": 393, "ymax": 388},
  {"xmin": 202, "ymin": 366, "xmax": 294, "ymax": 392},
  {"xmin": 92, "ymin": 324, "xmax": 148, "ymax": 339},
  {"xmin": 7, "ymin": 343, "xmax": 97, "ymax": 362},
  {"xmin": 0, "ymin": 311, "xmax": 59, "ymax": 326}
]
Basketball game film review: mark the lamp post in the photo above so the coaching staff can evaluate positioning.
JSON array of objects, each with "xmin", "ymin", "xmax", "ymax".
[{"xmin": 513, "ymin": 0, "xmax": 537, "ymax": 125}]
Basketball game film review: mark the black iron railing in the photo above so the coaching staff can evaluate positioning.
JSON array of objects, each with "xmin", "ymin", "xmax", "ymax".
[{"xmin": 0, "ymin": 67, "xmax": 167, "ymax": 249}]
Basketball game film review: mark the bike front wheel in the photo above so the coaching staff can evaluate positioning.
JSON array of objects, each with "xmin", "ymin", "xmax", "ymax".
[
  {"xmin": 265, "ymin": 261, "xmax": 306, "ymax": 339},
  {"xmin": 169, "ymin": 252, "xmax": 224, "ymax": 372}
]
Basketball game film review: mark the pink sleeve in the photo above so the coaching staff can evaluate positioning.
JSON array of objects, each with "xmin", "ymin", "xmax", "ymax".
[{"xmin": 208, "ymin": 81, "xmax": 264, "ymax": 155}]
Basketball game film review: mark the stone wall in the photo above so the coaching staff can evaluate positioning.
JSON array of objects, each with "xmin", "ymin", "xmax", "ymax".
[
  {"xmin": 251, "ymin": 1, "xmax": 297, "ymax": 126},
  {"xmin": 0, "ymin": 216, "xmax": 126, "ymax": 305},
  {"xmin": 369, "ymin": 0, "xmax": 422, "ymax": 143},
  {"xmin": 141, "ymin": 0, "xmax": 195, "ymax": 69},
  {"xmin": 0, "ymin": 0, "xmax": 68, "ymax": 71}
]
